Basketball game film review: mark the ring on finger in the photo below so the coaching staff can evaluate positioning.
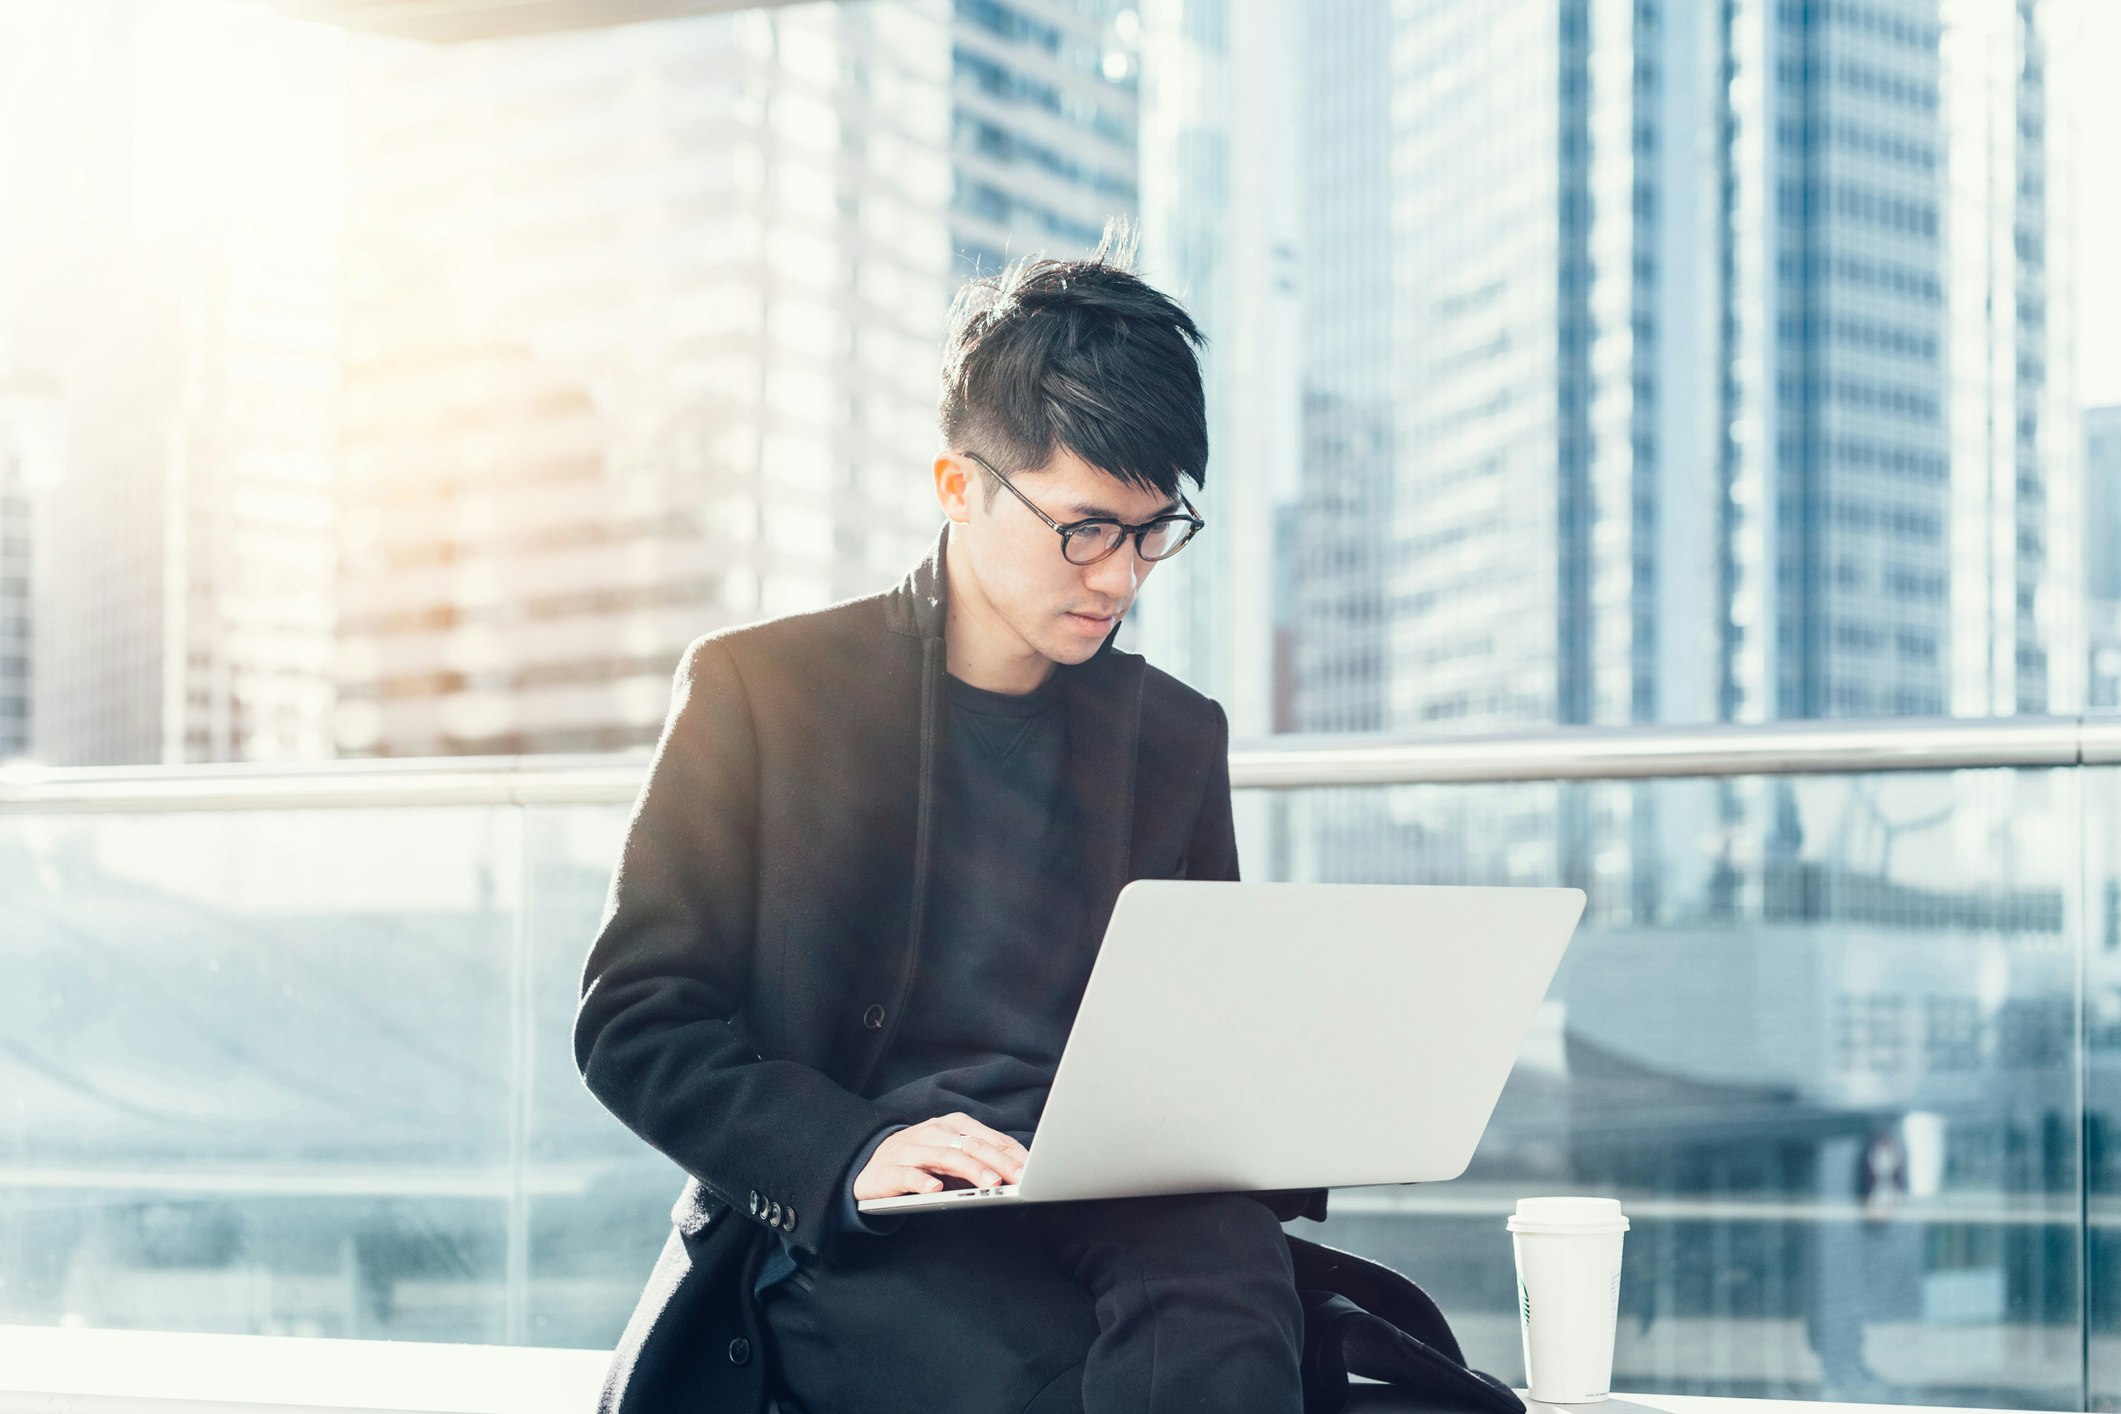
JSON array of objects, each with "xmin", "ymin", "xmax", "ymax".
[{"xmin": 950, "ymin": 1135, "xmax": 968, "ymax": 1150}]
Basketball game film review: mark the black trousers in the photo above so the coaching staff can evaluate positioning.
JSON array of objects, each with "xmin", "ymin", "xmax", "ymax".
[{"xmin": 758, "ymin": 1190, "xmax": 1305, "ymax": 1414}]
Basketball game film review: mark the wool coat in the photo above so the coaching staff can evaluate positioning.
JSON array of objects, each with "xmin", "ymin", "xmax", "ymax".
[{"xmin": 574, "ymin": 525, "xmax": 1340, "ymax": 1412}]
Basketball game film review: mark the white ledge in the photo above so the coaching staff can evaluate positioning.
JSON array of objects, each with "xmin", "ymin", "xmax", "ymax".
[
  {"xmin": 0, "ymin": 1324, "xmax": 2066, "ymax": 1414},
  {"xmin": 0, "ymin": 1325, "xmax": 608, "ymax": 1414}
]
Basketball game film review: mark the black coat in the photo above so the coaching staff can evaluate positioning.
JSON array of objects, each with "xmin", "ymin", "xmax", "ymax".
[{"xmin": 574, "ymin": 526, "xmax": 1337, "ymax": 1412}]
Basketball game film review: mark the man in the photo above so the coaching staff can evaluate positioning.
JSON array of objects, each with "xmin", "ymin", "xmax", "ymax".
[{"xmin": 574, "ymin": 221, "xmax": 1327, "ymax": 1414}]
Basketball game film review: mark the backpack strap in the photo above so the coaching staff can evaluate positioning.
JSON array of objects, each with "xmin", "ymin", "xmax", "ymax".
[{"xmin": 1287, "ymin": 1235, "xmax": 1524, "ymax": 1414}]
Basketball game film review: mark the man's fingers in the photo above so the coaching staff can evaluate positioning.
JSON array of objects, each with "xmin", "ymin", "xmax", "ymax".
[
  {"xmin": 855, "ymin": 1120, "xmax": 1030, "ymax": 1197},
  {"xmin": 924, "ymin": 1117, "xmax": 1029, "ymax": 1173},
  {"xmin": 851, "ymin": 1163, "xmax": 943, "ymax": 1201},
  {"xmin": 904, "ymin": 1145, "xmax": 1010, "ymax": 1187},
  {"xmin": 915, "ymin": 1145, "xmax": 1012, "ymax": 1186},
  {"xmin": 933, "ymin": 1134, "xmax": 1023, "ymax": 1181},
  {"xmin": 937, "ymin": 1119, "xmax": 1018, "ymax": 1153},
  {"xmin": 938, "ymin": 1113, "xmax": 1022, "ymax": 1154},
  {"xmin": 983, "ymin": 1132, "xmax": 1030, "ymax": 1162}
]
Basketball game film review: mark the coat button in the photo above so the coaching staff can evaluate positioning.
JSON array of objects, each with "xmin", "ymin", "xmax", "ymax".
[
  {"xmin": 748, "ymin": 1190, "xmax": 760, "ymax": 1216},
  {"xmin": 728, "ymin": 1337, "xmax": 751, "ymax": 1366},
  {"xmin": 782, "ymin": 1204, "xmax": 797, "ymax": 1233},
  {"xmin": 768, "ymin": 1199, "xmax": 782, "ymax": 1225},
  {"xmin": 862, "ymin": 1004, "xmax": 885, "ymax": 1029}
]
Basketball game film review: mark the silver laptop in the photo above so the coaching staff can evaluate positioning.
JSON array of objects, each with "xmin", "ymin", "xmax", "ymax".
[{"xmin": 859, "ymin": 879, "xmax": 1586, "ymax": 1215}]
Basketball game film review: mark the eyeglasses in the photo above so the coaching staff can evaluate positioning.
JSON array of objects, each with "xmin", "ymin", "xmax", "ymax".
[{"xmin": 959, "ymin": 449, "xmax": 1205, "ymax": 567}]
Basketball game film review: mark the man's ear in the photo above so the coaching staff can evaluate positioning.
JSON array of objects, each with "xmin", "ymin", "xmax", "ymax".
[{"xmin": 934, "ymin": 453, "xmax": 975, "ymax": 525}]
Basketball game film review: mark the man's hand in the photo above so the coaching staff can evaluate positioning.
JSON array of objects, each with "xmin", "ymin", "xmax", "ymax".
[{"xmin": 852, "ymin": 1112, "xmax": 1030, "ymax": 1200}]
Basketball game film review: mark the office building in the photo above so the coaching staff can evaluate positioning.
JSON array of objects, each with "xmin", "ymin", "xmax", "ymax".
[
  {"xmin": 333, "ymin": 5, "xmax": 956, "ymax": 755},
  {"xmin": 2088, "ymin": 404, "xmax": 2121, "ymax": 708},
  {"xmin": 946, "ymin": 0, "xmax": 1138, "ymax": 283},
  {"xmin": 0, "ymin": 374, "xmax": 59, "ymax": 763},
  {"xmin": 1940, "ymin": 0, "xmax": 2079, "ymax": 717},
  {"xmin": 1270, "ymin": 0, "xmax": 2078, "ymax": 929},
  {"xmin": 335, "ymin": 0, "xmax": 1138, "ymax": 756},
  {"xmin": 1285, "ymin": 0, "xmax": 1394, "ymax": 737},
  {"xmin": 1129, "ymin": 0, "xmax": 1303, "ymax": 741},
  {"xmin": 14, "ymin": 1, "xmax": 341, "ymax": 767},
  {"xmin": 1285, "ymin": 0, "xmax": 2074, "ymax": 738}
]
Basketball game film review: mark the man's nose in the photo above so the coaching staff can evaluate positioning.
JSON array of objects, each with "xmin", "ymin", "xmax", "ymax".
[{"xmin": 1083, "ymin": 544, "xmax": 1140, "ymax": 602}]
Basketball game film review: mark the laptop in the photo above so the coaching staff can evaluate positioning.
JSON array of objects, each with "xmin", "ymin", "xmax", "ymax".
[{"xmin": 858, "ymin": 879, "xmax": 1586, "ymax": 1215}]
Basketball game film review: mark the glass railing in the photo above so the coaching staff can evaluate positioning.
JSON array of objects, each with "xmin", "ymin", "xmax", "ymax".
[{"xmin": 5, "ymin": 717, "xmax": 2121, "ymax": 1408}]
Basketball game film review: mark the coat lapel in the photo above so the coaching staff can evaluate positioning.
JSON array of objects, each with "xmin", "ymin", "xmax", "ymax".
[{"xmin": 1057, "ymin": 639, "xmax": 1146, "ymax": 944}]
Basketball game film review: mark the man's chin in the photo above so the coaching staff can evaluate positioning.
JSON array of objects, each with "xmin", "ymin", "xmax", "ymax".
[{"xmin": 1040, "ymin": 630, "xmax": 1108, "ymax": 665}]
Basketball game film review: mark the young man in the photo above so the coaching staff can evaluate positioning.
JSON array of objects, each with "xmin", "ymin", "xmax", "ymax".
[{"xmin": 573, "ymin": 222, "xmax": 1326, "ymax": 1414}]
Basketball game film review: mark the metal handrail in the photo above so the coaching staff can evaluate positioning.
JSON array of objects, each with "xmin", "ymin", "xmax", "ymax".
[{"xmin": 4, "ymin": 715, "xmax": 2120, "ymax": 812}]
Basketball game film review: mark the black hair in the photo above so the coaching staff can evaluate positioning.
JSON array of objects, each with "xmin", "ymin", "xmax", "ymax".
[{"xmin": 937, "ymin": 215, "xmax": 1208, "ymax": 504}]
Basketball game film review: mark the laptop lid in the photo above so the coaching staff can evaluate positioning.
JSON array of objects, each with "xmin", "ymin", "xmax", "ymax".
[{"xmin": 1014, "ymin": 880, "xmax": 1585, "ymax": 1204}]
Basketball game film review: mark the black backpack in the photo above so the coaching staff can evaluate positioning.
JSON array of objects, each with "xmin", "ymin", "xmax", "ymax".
[{"xmin": 1289, "ymin": 1236, "xmax": 1525, "ymax": 1414}]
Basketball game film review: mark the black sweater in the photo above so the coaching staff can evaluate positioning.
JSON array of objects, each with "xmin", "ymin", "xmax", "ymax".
[
  {"xmin": 864, "ymin": 668, "xmax": 1091, "ymax": 1142},
  {"xmin": 758, "ymin": 667, "xmax": 1090, "ymax": 1289}
]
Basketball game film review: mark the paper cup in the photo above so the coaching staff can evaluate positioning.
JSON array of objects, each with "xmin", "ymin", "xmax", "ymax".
[{"xmin": 1507, "ymin": 1196, "xmax": 1628, "ymax": 1403}]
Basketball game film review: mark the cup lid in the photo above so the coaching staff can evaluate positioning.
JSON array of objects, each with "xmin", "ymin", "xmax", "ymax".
[{"xmin": 1506, "ymin": 1196, "xmax": 1630, "ymax": 1233}]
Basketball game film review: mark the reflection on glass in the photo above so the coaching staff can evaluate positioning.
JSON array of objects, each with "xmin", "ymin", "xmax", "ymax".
[
  {"xmin": 2086, "ymin": 766, "xmax": 2121, "ymax": 1411},
  {"xmin": 0, "ymin": 766, "xmax": 2106, "ymax": 1407},
  {"xmin": 0, "ymin": 808, "xmax": 524, "ymax": 1342},
  {"xmin": 523, "ymin": 803, "xmax": 688, "ymax": 1350},
  {"xmin": 1263, "ymin": 770, "xmax": 2082, "ymax": 1408}
]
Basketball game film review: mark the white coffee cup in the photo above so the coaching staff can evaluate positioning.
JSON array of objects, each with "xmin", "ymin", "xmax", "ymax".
[{"xmin": 1507, "ymin": 1196, "xmax": 1629, "ymax": 1403}]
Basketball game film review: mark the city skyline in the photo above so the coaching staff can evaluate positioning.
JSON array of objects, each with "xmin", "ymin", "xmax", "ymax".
[
  {"xmin": 331, "ymin": 3, "xmax": 960, "ymax": 755},
  {"xmin": 5, "ymin": 4, "xmax": 2121, "ymax": 1396},
  {"xmin": 1281, "ymin": 0, "xmax": 2080, "ymax": 740},
  {"xmin": 0, "ymin": 0, "xmax": 2114, "ymax": 768}
]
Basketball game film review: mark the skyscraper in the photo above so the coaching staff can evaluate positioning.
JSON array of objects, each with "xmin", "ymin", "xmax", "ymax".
[
  {"xmin": 1287, "ymin": 0, "xmax": 1394, "ymax": 737},
  {"xmin": 332, "ymin": 1, "xmax": 1142, "ymax": 757},
  {"xmin": 333, "ymin": 5, "xmax": 958, "ymax": 756},
  {"xmin": 946, "ymin": 0, "xmax": 1139, "ymax": 284},
  {"xmin": 0, "ymin": 374, "xmax": 59, "ymax": 764},
  {"xmin": 1940, "ymin": 0, "xmax": 2078, "ymax": 717},
  {"xmin": 1269, "ymin": 0, "xmax": 2077, "ymax": 920},
  {"xmin": 2088, "ymin": 404, "xmax": 2121, "ymax": 708},
  {"xmin": 1289, "ymin": 0, "xmax": 2076, "ymax": 738},
  {"xmin": 12, "ymin": 1, "xmax": 343, "ymax": 767},
  {"xmin": 1129, "ymin": 0, "xmax": 1303, "ymax": 740}
]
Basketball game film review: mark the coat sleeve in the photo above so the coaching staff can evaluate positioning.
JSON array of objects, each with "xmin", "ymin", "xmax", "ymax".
[
  {"xmin": 1188, "ymin": 697, "xmax": 1331, "ymax": 1226},
  {"xmin": 574, "ymin": 634, "xmax": 896, "ymax": 1256}
]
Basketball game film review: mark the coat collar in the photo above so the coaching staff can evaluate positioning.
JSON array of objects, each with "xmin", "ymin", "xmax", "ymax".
[
  {"xmin": 884, "ymin": 522, "xmax": 1125, "ymax": 662},
  {"xmin": 881, "ymin": 523, "xmax": 949, "ymax": 639}
]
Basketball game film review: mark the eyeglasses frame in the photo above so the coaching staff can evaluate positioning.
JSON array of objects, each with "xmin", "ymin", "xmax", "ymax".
[{"xmin": 957, "ymin": 449, "xmax": 1205, "ymax": 566}]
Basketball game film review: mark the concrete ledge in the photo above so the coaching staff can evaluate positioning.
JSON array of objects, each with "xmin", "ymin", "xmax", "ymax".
[
  {"xmin": 0, "ymin": 1325, "xmax": 2065, "ymax": 1414},
  {"xmin": 0, "ymin": 1325, "xmax": 608, "ymax": 1414}
]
